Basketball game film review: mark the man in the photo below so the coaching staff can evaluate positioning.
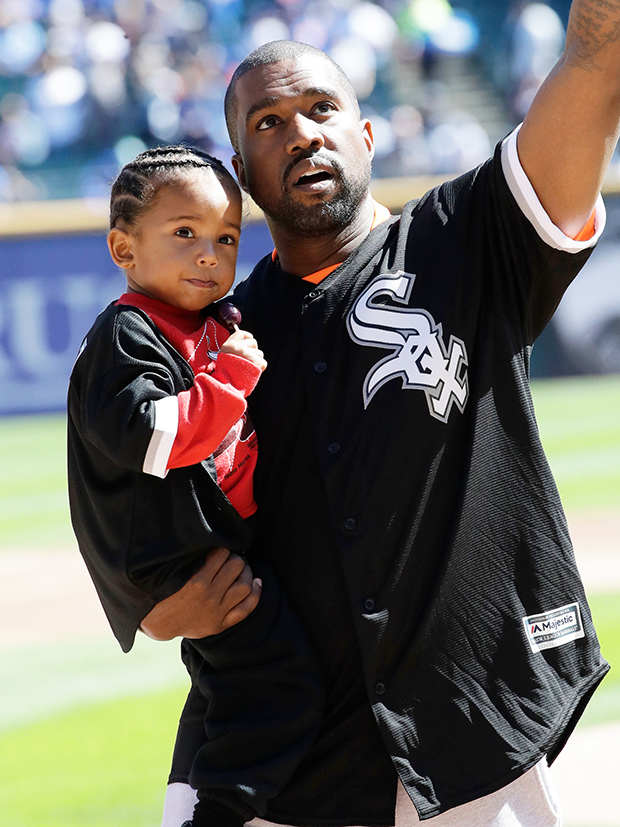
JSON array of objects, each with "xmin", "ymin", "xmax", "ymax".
[{"xmin": 146, "ymin": 3, "xmax": 619, "ymax": 823}]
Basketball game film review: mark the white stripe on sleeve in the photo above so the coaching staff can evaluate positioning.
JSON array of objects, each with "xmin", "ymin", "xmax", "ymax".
[
  {"xmin": 142, "ymin": 395, "xmax": 179, "ymax": 478},
  {"xmin": 501, "ymin": 125, "xmax": 606, "ymax": 254}
]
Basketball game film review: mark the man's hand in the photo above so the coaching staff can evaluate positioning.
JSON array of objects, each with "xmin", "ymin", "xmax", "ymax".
[
  {"xmin": 221, "ymin": 329, "xmax": 267, "ymax": 372},
  {"xmin": 140, "ymin": 547, "xmax": 262, "ymax": 641}
]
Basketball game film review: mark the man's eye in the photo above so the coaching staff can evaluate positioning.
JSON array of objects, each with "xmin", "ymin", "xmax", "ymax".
[
  {"xmin": 257, "ymin": 115, "xmax": 279, "ymax": 131},
  {"xmin": 175, "ymin": 228, "xmax": 194, "ymax": 238},
  {"xmin": 314, "ymin": 102, "xmax": 335, "ymax": 115}
]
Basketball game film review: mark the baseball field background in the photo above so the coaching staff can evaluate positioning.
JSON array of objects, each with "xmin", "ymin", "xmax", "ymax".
[{"xmin": 1, "ymin": 374, "xmax": 619, "ymax": 826}]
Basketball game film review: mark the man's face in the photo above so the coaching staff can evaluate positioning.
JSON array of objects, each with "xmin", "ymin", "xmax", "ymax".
[{"xmin": 231, "ymin": 55, "xmax": 375, "ymax": 237}]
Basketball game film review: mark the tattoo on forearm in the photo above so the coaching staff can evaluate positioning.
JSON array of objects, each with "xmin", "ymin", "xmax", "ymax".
[{"xmin": 570, "ymin": 0, "xmax": 620, "ymax": 70}]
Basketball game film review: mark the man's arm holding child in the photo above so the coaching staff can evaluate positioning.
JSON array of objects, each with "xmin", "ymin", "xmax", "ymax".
[{"xmin": 141, "ymin": 546, "xmax": 262, "ymax": 640}]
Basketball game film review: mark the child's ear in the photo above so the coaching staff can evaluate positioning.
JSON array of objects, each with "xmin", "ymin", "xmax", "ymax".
[
  {"xmin": 107, "ymin": 228, "xmax": 135, "ymax": 269},
  {"xmin": 231, "ymin": 154, "xmax": 249, "ymax": 193}
]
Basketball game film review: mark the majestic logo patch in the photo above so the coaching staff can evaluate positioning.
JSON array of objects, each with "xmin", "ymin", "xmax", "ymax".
[
  {"xmin": 347, "ymin": 272, "xmax": 469, "ymax": 421},
  {"xmin": 522, "ymin": 603, "xmax": 585, "ymax": 653}
]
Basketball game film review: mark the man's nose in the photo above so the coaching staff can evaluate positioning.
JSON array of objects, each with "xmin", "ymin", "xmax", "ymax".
[{"xmin": 286, "ymin": 114, "xmax": 325, "ymax": 154}]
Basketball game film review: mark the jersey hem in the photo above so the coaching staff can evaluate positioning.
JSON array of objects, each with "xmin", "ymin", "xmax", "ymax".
[{"xmin": 411, "ymin": 659, "xmax": 610, "ymax": 820}]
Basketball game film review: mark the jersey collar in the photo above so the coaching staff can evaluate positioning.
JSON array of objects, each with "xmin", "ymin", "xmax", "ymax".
[{"xmin": 271, "ymin": 201, "xmax": 391, "ymax": 285}]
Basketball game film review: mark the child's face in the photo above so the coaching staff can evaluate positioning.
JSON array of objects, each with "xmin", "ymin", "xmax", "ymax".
[{"xmin": 115, "ymin": 168, "xmax": 242, "ymax": 312}]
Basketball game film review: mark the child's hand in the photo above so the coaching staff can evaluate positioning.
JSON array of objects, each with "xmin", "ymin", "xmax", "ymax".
[{"xmin": 221, "ymin": 329, "xmax": 267, "ymax": 372}]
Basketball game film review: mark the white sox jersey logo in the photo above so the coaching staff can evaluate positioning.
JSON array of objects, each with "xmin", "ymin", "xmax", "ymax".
[{"xmin": 347, "ymin": 272, "xmax": 469, "ymax": 421}]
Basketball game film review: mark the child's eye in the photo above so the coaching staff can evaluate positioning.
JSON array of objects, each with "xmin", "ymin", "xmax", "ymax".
[
  {"xmin": 218, "ymin": 235, "xmax": 237, "ymax": 245},
  {"xmin": 175, "ymin": 227, "xmax": 195, "ymax": 238}
]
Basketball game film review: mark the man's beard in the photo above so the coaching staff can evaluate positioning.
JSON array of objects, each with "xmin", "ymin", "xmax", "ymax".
[{"xmin": 248, "ymin": 156, "xmax": 371, "ymax": 238}]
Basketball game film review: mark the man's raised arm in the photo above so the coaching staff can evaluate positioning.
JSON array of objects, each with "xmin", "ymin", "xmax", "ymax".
[{"xmin": 518, "ymin": 0, "xmax": 620, "ymax": 237}]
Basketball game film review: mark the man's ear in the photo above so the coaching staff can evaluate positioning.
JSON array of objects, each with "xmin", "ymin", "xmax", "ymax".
[
  {"xmin": 360, "ymin": 119, "xmax": 375, "ymax": 162},
  {"xmin": 231, "ymin": 154, "xmax": 249, "ymax": 193},
  {"xmin": 107, "ymin": 227, "xmax": 135, "ymax": 270}
]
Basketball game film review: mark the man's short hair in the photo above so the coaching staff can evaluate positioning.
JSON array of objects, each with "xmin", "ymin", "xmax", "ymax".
[{"xmin": 224, "ymin": 40, "xmax": 361, "ymax": 153}]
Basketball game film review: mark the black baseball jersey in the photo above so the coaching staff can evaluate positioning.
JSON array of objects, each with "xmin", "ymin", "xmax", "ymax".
[
  {"xmin": 222, "ymin": 131, "xmax": 609, "ymax": 821},
  {"xmin": 67, "ymin": 303, "xmax": 252, "ymax": 653}
]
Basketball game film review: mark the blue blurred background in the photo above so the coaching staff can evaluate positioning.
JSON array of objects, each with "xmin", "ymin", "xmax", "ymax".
[
  {"xmin": 0, "ymin": 0, "xmax": 585, "ymax": 195},
  {"xmin": 1, "ymin": 0, "xmax": 620, "ymax": 416}
]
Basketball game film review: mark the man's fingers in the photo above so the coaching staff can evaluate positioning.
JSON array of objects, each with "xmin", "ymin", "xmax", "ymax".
[
  {"xmin": 140, "ymin": 548, "xmax": 261, "ymax": 640},
  {"xmin": 210, "ymin": 553, "xmax": 248, "ymax": 600},
  {"xmin": 221, "ymin": 577, "xmax": 262, "ymax": 630},
  {"xmin": 197, "ymin": 546, "xmax": 233, "ymax": 580},
  {"xmin": 219, "ymin": 560, "xmax": 255, "ymax": 613}
]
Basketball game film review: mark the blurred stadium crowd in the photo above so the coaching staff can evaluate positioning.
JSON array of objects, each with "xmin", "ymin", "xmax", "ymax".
[{"xmin": 0, "ymin": 0, "xmax": 574, "ymax": 201}]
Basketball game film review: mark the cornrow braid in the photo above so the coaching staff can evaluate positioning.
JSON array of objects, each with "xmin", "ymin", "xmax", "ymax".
[{"xmin": 109, "ymin": 144, "xmax": 238, "ymax": 230}]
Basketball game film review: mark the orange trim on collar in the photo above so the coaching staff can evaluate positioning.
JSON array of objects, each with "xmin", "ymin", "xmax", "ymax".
[
  {"xmin": 270, "ymin": 201, "xmax": 391, "ymax": 284},
  {"xmin": 302, "ymin": 263, "xmax": 341, "ymax": 284}
]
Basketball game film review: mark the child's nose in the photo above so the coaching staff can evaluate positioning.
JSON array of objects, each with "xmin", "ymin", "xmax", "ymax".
[{"xmin": 197, "ymin": 241, "xmax": 217, "ymax": 266}]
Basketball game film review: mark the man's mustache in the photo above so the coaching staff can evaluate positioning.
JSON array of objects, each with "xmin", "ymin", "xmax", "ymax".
[{"xmin": 283, "ymin": 151, "xmax": 341, "ymax": 185}]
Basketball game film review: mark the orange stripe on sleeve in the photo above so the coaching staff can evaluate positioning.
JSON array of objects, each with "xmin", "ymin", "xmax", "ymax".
[{"xmin": 573, "ymin": 210, "xmax": 597, "ymax": 242}]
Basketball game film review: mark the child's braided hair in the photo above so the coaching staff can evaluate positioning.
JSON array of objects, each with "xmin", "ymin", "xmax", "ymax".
[{"xmin": 109, "ymin": 144, "xmax": 238, "ymax": 230}]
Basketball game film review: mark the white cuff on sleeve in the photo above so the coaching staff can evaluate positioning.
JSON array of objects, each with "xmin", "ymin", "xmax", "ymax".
[
  {"xmin": 501, "ymin": 125, "xmax": 606, "ymax": 254},
  {"xmin": 161, "ymin": 782, "xmax": 197, "ymax": 827},
  {"xmin": 142, "ymin": 395, "xmax": 179, "ymax": 478}
]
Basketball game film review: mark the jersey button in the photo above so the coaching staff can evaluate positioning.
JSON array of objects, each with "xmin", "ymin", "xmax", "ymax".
[
  {"xmin": 364, "ymin": 598, "xmax": 375, "ymax": 612},
  {"xmin": 314, "ymin": 361, "xmax": 327, "ymax": 373},
  {"xmin": 343, "ymin": 517, "xmax": 357, "ymax": 531},
  {"xmin": 375, "ymin": 682, "xmax": 386, "ymax": 696},
  {"xmin": 328, "ymin": 442, "xmax": 341, "ymax": 454}
]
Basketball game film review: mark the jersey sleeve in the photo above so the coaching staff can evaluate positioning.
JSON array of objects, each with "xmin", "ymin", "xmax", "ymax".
[
  {"xmin": 78, "ymin": 309, "xmax": 262, "ymax": 478},
  {"xmin": 436, "ymin": 127, "xmax": 605, "ymax": 346},
  {"xmin": 497, "ymin": 127, "xmax": 604, "ymax": 343},
  {"xmin": 501, "ymin": 126, "xmax": 605, "ymax": 254},
  {"xmin": 77, "ymin": 309, "xmax": 185, "ymax": 473}
]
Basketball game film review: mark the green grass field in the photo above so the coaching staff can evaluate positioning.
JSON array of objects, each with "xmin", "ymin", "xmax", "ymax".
[
  {"xmin": 0, "ymin": 413, "xmax": 74, "ymax": 546},
  {"xmin": 1, "ymin": 373, "xmax": 619, "ymax": 826},
  {"xmin": 0, "ymin": 688, "xmax": 188, "ymax": 827}
]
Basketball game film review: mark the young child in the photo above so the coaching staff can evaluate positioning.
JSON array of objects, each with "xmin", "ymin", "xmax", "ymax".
[{"xmin": 67, "ymin": 145, "xmax": 323, "ymax": 827}]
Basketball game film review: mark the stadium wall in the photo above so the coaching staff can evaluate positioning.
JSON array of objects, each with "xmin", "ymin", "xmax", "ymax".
[{"xmin": 1, "ymin": 178, "xmax": 619, "ymax": 416}]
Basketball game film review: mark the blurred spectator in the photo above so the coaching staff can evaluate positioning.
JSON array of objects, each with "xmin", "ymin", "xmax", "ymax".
[
  {"xmin": 0, "ymin": 0, "xmax": 518, "ymax": 201},
  {"xmin": 504, "ymin": 1, "xmax": 565, "ymax": 118}
]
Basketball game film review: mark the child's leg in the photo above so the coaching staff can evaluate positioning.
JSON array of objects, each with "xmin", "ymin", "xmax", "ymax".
[{"xmin": 168, "ymin": 561, "xmax": 324, "ymax": 827}]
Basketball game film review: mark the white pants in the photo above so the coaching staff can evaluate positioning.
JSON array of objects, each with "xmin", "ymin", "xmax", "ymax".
[{"xmin": 161, "ymin": 760, "xmax": 561, "ymax": 827}]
